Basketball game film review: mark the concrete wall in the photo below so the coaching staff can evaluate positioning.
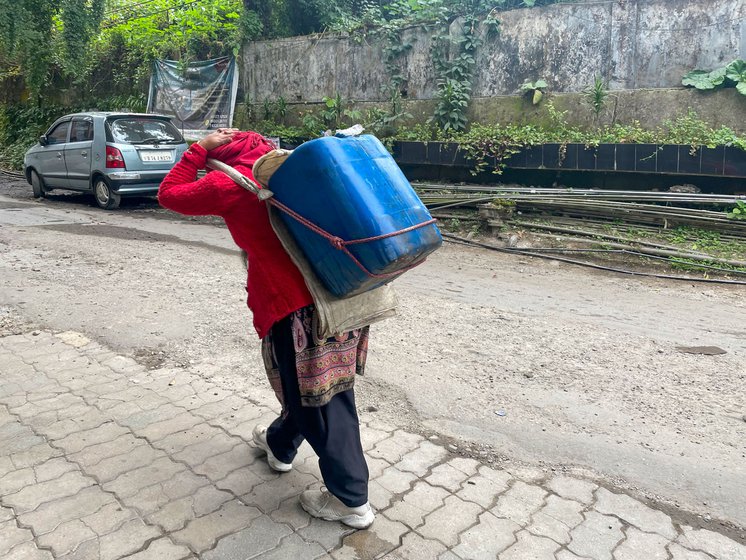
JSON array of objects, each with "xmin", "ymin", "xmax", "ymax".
[{"xmin": 241, "ymin": 0, "xmax": 746, "ymax": 129}]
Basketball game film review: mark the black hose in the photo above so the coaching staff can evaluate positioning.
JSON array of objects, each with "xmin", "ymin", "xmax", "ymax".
[{"xmin": 442, "ymin": 233, "xmax": 746, "ymax": 286}]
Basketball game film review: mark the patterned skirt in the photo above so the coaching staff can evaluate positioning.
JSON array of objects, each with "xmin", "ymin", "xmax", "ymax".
[{"xmin": 261, "ymin": 305, "xmax": 369, "ymax": 408}]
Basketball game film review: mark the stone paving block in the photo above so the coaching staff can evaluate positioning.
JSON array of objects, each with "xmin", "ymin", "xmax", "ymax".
[
  {"xmin": 0, "ymin": 518, "xmax": 33, "ymax": 556},
  {"xmin": 95, "ymin": 518, "xmax": 161, "ymax": 560},
  {"xmin": 9, "ymin": 441, "xmax": 64, "ymax": 469},
  {"xmin": 3, "ymin": 470, "xmax": 94, "ymax": 514},
  {"xmin": 148, "ymin": 422, "xmax": 224, "ymax": 455},
  {"xmin": 100, "ymin": 354, "xmax": 141, "ymax": 373},
  {"xmin": 426, "ymin": 462, "xmax": 472, "ymax": 492},
  {"xmin": 174, "ymin": 388, "xmax": 235, "ymax": 412},
  {"xmin": 68, "ymin": 433, "xmax": 144, "ymax": 468},
  {"xmin": 594, "ymin": 487, "xmax": 677, "ymax": 540},
  {"xmin": 498, "ymin": 530, "xmax": 560, "ymax": 560},
  {"xmin": 269, "ymin": 495, "xmax": 312, "ymax": 531},
  {"xmin": 527, "ymin": 495, "xmax": 584, "ymax": 544},
  {"xmin": 491, "ymin": 481, "xmax": 547, "ymax": 526},
  {"xmin": 385, "ymin": 481, "xmax": 450, "ymax": 529},
  {"xmin": 567, "ymin": 511, "xmax": 624, "ymax": 560},
  {"xmin": 204, "ymin": 403, "xmax": 265, "ymax": 433},
  {"xmin": 103, "ymin": 456, "xmax": 187, "ymax": 498},
  {"xmin": 192, "ymin": 442, "xmax": 255, "ymax": 481},
  {"xmin": 191, "ymin": 395, "xmax": 248, "ymax": 420},
  {"xmin": 216, "ymin": 466, "xmax": 267, "ymax": 496},
  {"xmin": 452, "ymin": 511, "xmax": 520, "ymax": 560},
  {"xmin": 395, "ymin": 441, "xmax": 449, "ymax": 477},
  {"xmin": 93, "ymin": 386, "xmax": 156, "ymax": 405},
  {"xmin": 202, "ymin": 515, "xmax": 293, "ymax": 560},
  {"xmin": 171, "ymin": 500, "xmax": 263, "ymax": 553},
  {"xmin": 18, "ymin": 486, "xmax": 117, "ymax": 535},
  {"xmin": 294, "ymin": 454, "xmax": 323, "ymax": 479},
  {"xmin": 360, "ymin": 426, "xmax": 391, "ymax": 452},
  {"xmin": 121, "ymin": 470, "xmax": 210, "ymax": 515},
  {"xmin": 41, "ymin": 409, "xmax": 112, "ymax": 441},
  {"xmin": 0, "ymin": 467, "xmax": 36, "ymax": 496},
  {"xmin": 255, "ymin": 533, "xmax": 327, "ymax": 560},
  {"xmin": 11, "ymin": 392, "xmax": 84, "ymax": 417},
  {"xmin": 382, "ymin": 532, "xmax": 447, "ymax": 559},
  {"xmin": 546, "ymin": 476, "xmax": 598, "ymax": 505},
  {"xmin": 146, "ymin": 485, "xmax": 233, "ymax": 532},
  {"xmin": 33, "ymin": 457, "xmax": 79, "ymax": 483},
  {"xmin": 416, "ymin": 495, "xmax": 483, "ymax": 547},
  {"xmin": 366, "ymin": 456, "xmax": 389, "ymax": 480},
  {"xmin": 375, "ymin": 466, "xmax": 417, "ymax": 495},
  {"xmin": 79, "ymin": 378, "xmax": 131, "ymax": 397},
  {"xmin": 36, "ymin": 519, "xmax": 98, "ymax": 557},
  {"xmin": 241, "ymin": 470, "xmax": 318, "ymax": 513},
  {"xmin": 504, "ymin": 465, "xmax": 547, "ymax": 484},
  {"xmin": 0, "ymin": 506, "xmax": 13, "ymax": 522},
  {"xmin": 297, "ymin": 517, "xmax": 356, "ymax": 551},
  {"xmin": 85, "ymin": 444, "xmax": 166, "ymax": 483},
  {"xmin": 458, "ymin": 465, "xmax": 513, "ymax": 509},
  {"xmin": 135, "ymin": 412, "xmax": 204, "ymax": 442},
  {"xmin": 369, "ymin": 431, "xmax": 424, "ymax": 464},
  {"xmin": 368, "ymin": 480, "xmax": 395, "ymax": 512},
  {"xmin": 677, "ymin": 526, "xmax": 746, "ymax": 560},
  {"xmin": 2, "ymin": 541, "xmax": 54, "ymax": 560},
  {"xmin": 172, "ymin": 432, "xmax": 242, "ymax": 467},
  {"xmin": 333, "ymin": 514, "xmax": 408, "ymax": 560},
  {"xmin": 81, "ymin": 501, "xmax": 139, "ymax": 536},
  {"xmin": 118, "ymin": 537, "xmax": 192, "ymax": 560},
  {"xmin": 53, "ymin": 422, "xmax": 132, "ymax": 454},
  {"xmin": 118, "ymin": 403, "xmax": 187, "ymax": 431},
  {"xmin": 667, "ymin": 542, "xmax": 713, "ymax": 560},
  {"xmin": 614, "ymin": 527, "xmax": 670, "ymax": 560},
  {"xmin": 555, "ymin": 550, "xmax": 591, "ymax": 560}
]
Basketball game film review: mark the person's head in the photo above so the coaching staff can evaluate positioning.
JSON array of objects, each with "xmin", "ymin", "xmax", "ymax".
[{"xmin": 207, "ymin": 131, "xmax": 274, "ymax": 168}]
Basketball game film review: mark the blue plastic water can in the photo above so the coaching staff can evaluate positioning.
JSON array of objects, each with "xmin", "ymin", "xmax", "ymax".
[{"xmin": 267, "ymin": 135, "xmax": 442, "ymax": 297}]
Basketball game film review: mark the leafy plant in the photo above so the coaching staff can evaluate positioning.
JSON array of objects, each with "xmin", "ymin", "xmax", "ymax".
[
  {"xmin": 682, "ymin": 59, "xmax": 746, "ymax": 96},
  {"xmin": 725, "ymin": 60, "xmax": 746, "ymax": 95},
  {"xmin": 682, "ymin": 67, "xmax": 727, "ymax": 90},
  {"xmin": 520, "ymin": 79, "xmax": 548, "ymax": 105},
  {"xmin": 584, "ymin": 76, "xmax": 610, "ymax": 120},
  {"xmin": 727, "ymin": 201, "xmax": 746, "ymax": 220}
]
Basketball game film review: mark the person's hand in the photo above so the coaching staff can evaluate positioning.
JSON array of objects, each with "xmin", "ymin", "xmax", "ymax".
[{"xmin": 198, "ymin": 128, "xmax": 239, "ymax": 151}]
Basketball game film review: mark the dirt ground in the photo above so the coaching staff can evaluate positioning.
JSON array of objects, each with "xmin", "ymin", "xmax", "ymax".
[{"xmin": 1, "ymin": 179, "xmax": 744, "ymax": 538}]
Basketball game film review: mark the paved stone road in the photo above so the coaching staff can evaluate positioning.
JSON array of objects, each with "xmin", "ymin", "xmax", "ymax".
[{"xmin": 1, "ymin": 330, "xmax": 744, "ymax": 560}]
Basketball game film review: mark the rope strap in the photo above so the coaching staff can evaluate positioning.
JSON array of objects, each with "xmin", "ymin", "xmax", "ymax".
[{"xmin": 267, "ymin": 197, "xmax": 436, "ymax": 279}]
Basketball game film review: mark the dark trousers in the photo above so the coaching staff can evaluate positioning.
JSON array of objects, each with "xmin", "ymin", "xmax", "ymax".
[{"xmin": 265, "ymin": 315, "xmax": 369, "ymax": 508}]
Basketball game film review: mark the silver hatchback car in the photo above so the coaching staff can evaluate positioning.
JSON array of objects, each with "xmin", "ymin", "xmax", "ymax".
[{"xmin": 24, "ymin": 112, "xmax": 188, "ymax": 209}]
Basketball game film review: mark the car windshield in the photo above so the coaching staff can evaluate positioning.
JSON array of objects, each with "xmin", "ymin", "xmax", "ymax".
[{"xmin": 107, "ymin": 117, "xmax": 183, "ymax": 145}]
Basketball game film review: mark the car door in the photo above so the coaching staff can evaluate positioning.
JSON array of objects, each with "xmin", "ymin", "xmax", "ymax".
[
  {"xmin": 37, "ymin": 121, "xmax": 71, "ymax": 188},
  {"xmin": 64, "ymin": 117, "xmax": 94, "ymax": 190}
]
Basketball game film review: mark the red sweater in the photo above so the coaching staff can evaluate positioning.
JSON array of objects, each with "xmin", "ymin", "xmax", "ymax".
[{"xmin": 158, "ymin": 143, "xmax": 313, "ymax": 338}]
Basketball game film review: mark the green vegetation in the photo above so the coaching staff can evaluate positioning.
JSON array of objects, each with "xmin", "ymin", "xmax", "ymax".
[{"xmin": 682, "ymin": 59, "xmax": 746, "ymax": 96}]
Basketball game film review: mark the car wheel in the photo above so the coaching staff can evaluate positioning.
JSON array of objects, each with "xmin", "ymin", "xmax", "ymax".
[
  {"xmin": 30, "ymin": 170, "xmax": 47, "ymax": 199},
  {"xmin": 93, "ymin": 177, "xmax": 121, "ymax": 210}
]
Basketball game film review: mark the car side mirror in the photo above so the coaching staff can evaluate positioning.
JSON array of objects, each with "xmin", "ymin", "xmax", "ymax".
[{"xmin": 39, "ymin": 135, "xmax": 48, "ymax": 146}]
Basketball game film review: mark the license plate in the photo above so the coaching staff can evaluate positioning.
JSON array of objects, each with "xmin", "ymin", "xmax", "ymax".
[{"xmin": 140, "ymin": 151, "xmax": 173, "ymax": 162}]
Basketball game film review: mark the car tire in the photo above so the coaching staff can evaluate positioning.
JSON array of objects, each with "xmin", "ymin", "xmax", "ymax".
[
  {"xmin": 93, "ymin": 177, "xmax": 121, "ymax": 210},
  {"xmin": 30, "ymin": 170, "xmax": 47, "ymax": 199}
]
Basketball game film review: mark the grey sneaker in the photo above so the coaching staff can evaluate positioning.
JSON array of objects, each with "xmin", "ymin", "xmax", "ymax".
[
  {"xmin": 300, "ymin": 487, "xmax": 375, "ymax": 529},
  {"xmin": 252, "ymin": 425, "xmax": 292, "ymax": 473}
]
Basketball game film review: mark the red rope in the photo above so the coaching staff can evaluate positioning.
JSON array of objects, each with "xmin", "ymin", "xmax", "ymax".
[{"xmin": 267, "ymin": 198, "xmax": 436, "ymax": 279}]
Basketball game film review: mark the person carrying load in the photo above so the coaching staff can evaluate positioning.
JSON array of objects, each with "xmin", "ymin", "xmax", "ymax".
[{"xmin": 158, "ymin": 128, "xmax": 375, "ymax": 529}]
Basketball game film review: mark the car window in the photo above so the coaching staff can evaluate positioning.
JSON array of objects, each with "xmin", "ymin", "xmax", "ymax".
[
  {"xmin": 70, "ymin": 119, "xmax": 94, "ymax": 142},
  {"xmin": 47, "ymin": 122, "xmax": 70, "ymax": 145},
  {"xmin": 107, "ymin": 118, "xmax": 183, "ymax": 144}
]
